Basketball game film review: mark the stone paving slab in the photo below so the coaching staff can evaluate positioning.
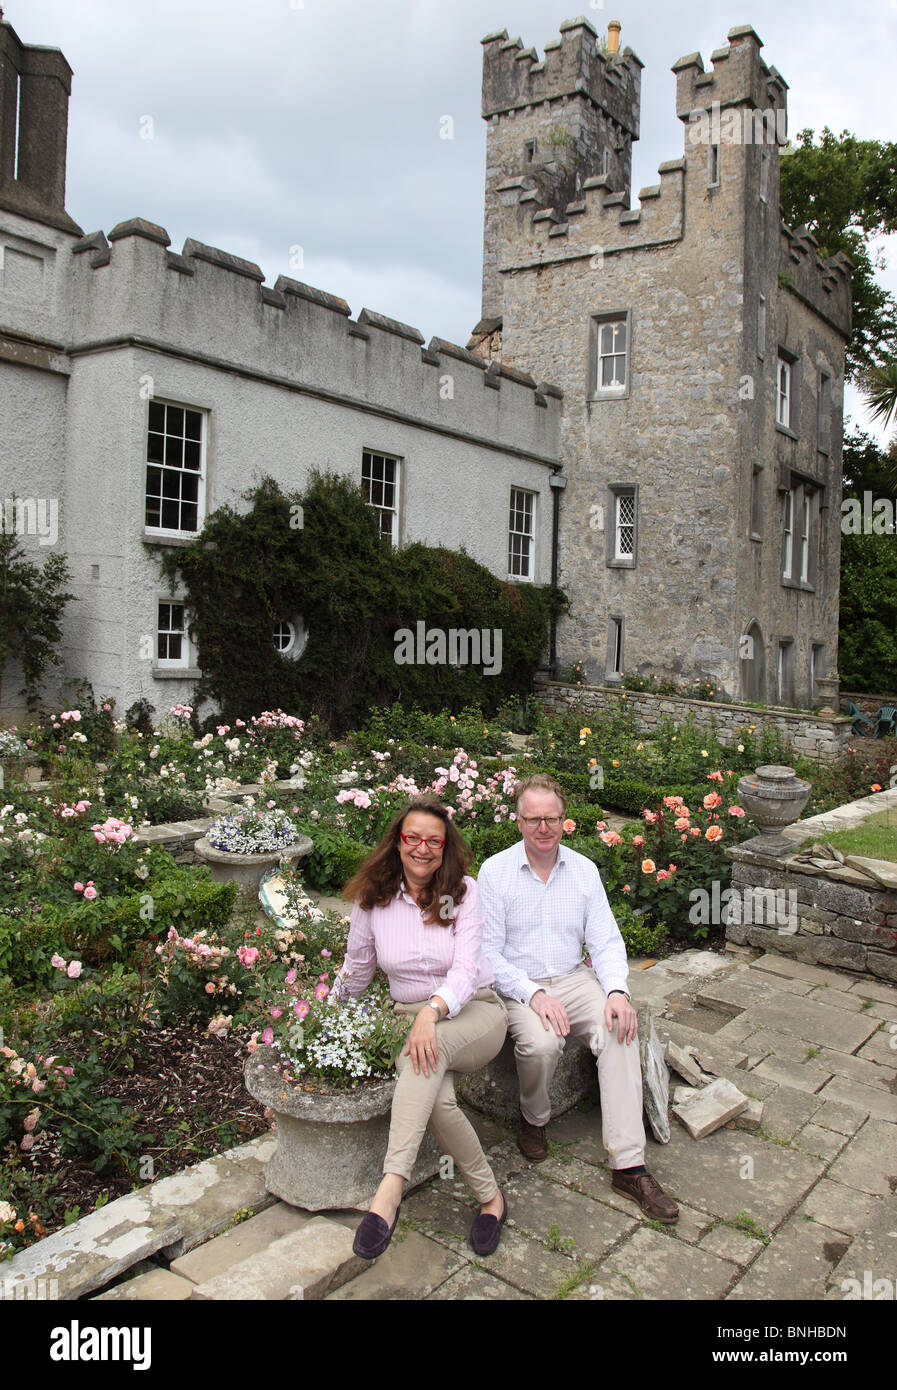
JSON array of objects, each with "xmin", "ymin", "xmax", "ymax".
[
  {"xmin": 749, "ymin": 955, "xmax": 860, "ymax": 989},
  {"xmin": 803, "ymin": 987, "xmax": 869, "ymax": 1014},
  {"xmin": 594, "ymin": 1225, "xmax": 737, "ymax": 1300},
  {"xmin": 819, "ymin": 1076, "xmax": 897, "ymax": 1123},
  {"xmin": 857, "ymin": 1026, "xmax": 897, "ymax": 1066},
  {"xmin": 733, "ymin": 995, "xmax": 880, "ymax": 1053},
  {"xmin": 502, "ymin": 1169, "xmax": 635, "ymax": 1263},
  {"xmin": 699, "ymin": 1223, "xmax": 766, "ymax": 1267},
  {"xmin": 191, "ymin": 1218, "xmax": 362, "ymax": 1301},
  {"xmin": 791, "ymin": 1124, "xmax": 850, "ymax": 1163},
  {"xmin": 92, "ymin": 1269, "xmax": 194, "ymax": 1301},
  {"xmin": 757, "ymin": 1085, "xmax": 822, "ymax": 1142},
  {"xmin": 697, "ymin": 971, "xmax": 789, "ymax": 1014},
  {"xmin": 846, "ymin": 978, "xmax": 897, "ymax": 1005},
  {"xmin": 826, "ymin": 1200, "xmax": 897, "ymax": 1293},
  {"xmin": 456, "ymin": 1225, "xmax": 593, "ymax": 1299},
  {"xmin": 326, "ymin": 1229, "xmax": 465, "ymax": 1300},
  {"xmin": 727, "ymin": 1216, "xmax": 852, "ymax": 1300},
  {"xmin": 753, "ymin": 1057, "xmax": 835, "ymax": 1094},
  {"xmin": 795, "ymin": 1178, "xmax": 888, "ymax": 1235},
  {"xmin": 811, "ymin": 1099, "xmax": 868, "ymax": 1136},
  {"xmin": 826, "ymin": 1119, "xmax": 897, "ymax": 1197},
  {"xmin": 169, "ymin": 1201, "xmax": 312, "ymax": 1284},
  {"xmin": 815, "ymin": 1046, "xmax": 897, "ymax": 1091},
  {"xmin": 539, "ymin": 1154, "xmax": 710, "ymax": 1243},
  {"xmin": 427, "ymin": 1264, "xmax": 534, "ymax": 1299},
  {"xmin": 664, "ymin": 951, "xmax": 736, "ymax": 978},
  {"xmin": 637, "ymin": 1125, "xmax": 825, "ymax": 1229}
]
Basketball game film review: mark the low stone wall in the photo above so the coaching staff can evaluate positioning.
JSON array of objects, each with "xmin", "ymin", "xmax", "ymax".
[
  {"xmin": 534, "ymin": 677, "xmax": 851, "ymax": 761},
  {"xmin": 724, "ymin": 840, "xmax": 897, "ymax": 982}
]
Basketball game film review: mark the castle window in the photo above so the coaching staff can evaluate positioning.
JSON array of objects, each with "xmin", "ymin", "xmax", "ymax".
[
  {"xmin": 362, "ymin": 450, "xmax": 400, "ymax": 544},
  {"xmin": 607, "ymin": 617, "xmax": 624, "ymax": 679},
  {"xmin": 776, "ymin": 357, "xmax": 792, "ymax": 429},
  {"xmin": 776, "ymin": 639, "xmax": 795, "ymax": 706},
  {"xmin": 602, "ymin": 148, "xmax": 610, "ymax": 177},
  {"xmin": 606, "ymin": 483, "xmax": 638, "ymax": 568},
  {"xmin": 524, "ymin": 139, "xmax": 536, "ymax": 164},
  {"xmin": 708, "ymin": 144, "xmax": 720, "ymax": 187},
  {"xmin": 508, "ymin": 487, "xmax": 536, "ymax": 580},
  {"xmin": 589, "ymin": 312, "xmax": 630, "ymax": 398},
  {"xmin": 817, "ymin": 369, "xmax": 832, "ymax": 456},
  {"xmin": 145, "ymin": 402, "xmax": 206, "ymax": 535},
  {"xmin": 757, "ymin": 295, "xmax": 766, "ymax": 359},
  {"xmin": 810, "ymin": 643, "xmax": 825, "ymax": 703},
  {"xmin": 750, "ymin": 466, "xmax": 763, "ymax": 539},
  {"xmin": 759, "ymin": 149, "xmax": 770, "ymax": 203},
  {"xmin": 782, "ymin": 482, "xmax": 817, "ymax": 590},
  {"xmin": 156, "ymin": 601, "xmax": 188, "ymax": 668}
]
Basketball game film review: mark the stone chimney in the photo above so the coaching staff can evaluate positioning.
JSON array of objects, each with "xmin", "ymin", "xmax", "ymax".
[
  {"xmin": 0, "ymin": 17, "xmax": 82, "ymax": 234},
  {"xmin": 607, "ymin": 21, "xmax": 622, "ymax": 56}
]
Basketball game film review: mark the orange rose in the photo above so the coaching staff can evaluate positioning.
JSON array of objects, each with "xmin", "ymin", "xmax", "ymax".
[
  {"xmin": 705, "ymin": 826, "xmax": 723, "ymax": 843},
  {"xmin": 641, "ymin": 859, "xmax": 656, "ymax": 874}
]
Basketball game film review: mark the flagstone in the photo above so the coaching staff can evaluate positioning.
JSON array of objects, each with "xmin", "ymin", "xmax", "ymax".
[
  {"xmin": 827, "ymin": 1119, "xmax": 897, "ymax": 1196},
  {"xmin": 815, "ymin": 1047, "xmax": 897, "ymax": 1091},
  {"xmin": 846, "ymin": 978, "xmax": 897, "ymax": 1005},
  {"xmin": 502, "ymin": 1169, "xmax": 633, "ymax": 1262},
  {"xmin": 818, "ymin": 1076, "xmax": 897, "ymax": 1123},
  {"xmin": 791, "ymin": 1124, "xmax": 850, "ymax": 1162},
  {"xmin": 827, "ymin": 1202, "xmax": 897, "ymax": 1291},
  {"xmin": 326, "ymin": 1229, "xmax": 465, "ymax": 1300},
  {"xmin": 857, "ymin": 1026, "xmax": 897, "ymax": 1066},
  {"xmin": 726, "ymin": 1216, "xmax": 851, "ymax": 1300},
  {"xmin": 811, "ymin": 1100, "xmax": 868, "ymax": 1135},
  {"xmin": 91, "ymin": 1269, "xmax": 194, "ymax": 1301},
  {"xmin": 733, "ymin": 996, "xmax": 879, "ymax": 1053},
  {"xmin": 463, "ymin": 1226, "xmax": 591, "ymax": 1299},
  {"xmin": 795, "ymin": 1179, "xmax": 887, "ymax": 1235},
  {"xmin": 752, "ymin": 1057, "xmax": 834, "ymax": 1094},
  {"xmin": 672, "ymin": 1078, "xmax": 750, "ymax": 1138},
  {"xmin": 594, "ymin": 1225, "xmax": 737, "ymax": 1300},
  {"xmin": 758, "ymin": 1085, "xmax": 822, "ymax": 1142},
  {"xmin": 190, "ymin": 1218, "xmax": 362, "ymax": 1300},
  {"xmin": 169, "ymin": 1201, "xmax": 312, "ymax": 1284},
  {"xmin": 749, "ymin": 955, "xmax": 859, "ymax": 988},
  {"xmin": 699, "ymin": 1223, "xmax": 765, "ymax": 1267},
  {"xmin": 427, "ymin": 1265, "xmax": 534, "ymax": 1299}
]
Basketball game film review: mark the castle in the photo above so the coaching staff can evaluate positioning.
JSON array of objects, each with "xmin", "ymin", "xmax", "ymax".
[{"xmin": 0, "ymin": 15, "xmax": 851, "ymax": 720}]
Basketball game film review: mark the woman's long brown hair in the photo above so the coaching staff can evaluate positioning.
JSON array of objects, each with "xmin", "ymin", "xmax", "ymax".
[{"xmin": 342, "ymin": 796, "xmax": 471, "ymax": 926}]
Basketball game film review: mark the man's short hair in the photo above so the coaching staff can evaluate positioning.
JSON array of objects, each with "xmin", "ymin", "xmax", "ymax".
[{"xmin": 513, "ymin": 773, "xmax": 568, "ymax": 816}]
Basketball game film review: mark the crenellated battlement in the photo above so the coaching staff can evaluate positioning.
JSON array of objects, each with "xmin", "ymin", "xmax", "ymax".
[
  {"xmin": 779, "ymin": 220, "xmax": 852, "ymax": 338},
  {"xmin": 492, "ymin": 156, "xmax": 685, "ymax": 269},
  {"xmin": 62, "ymin": 218, "xmax": 562, "ymax": 460},
  {"xmin": 672, "ymin": 24, "xmax": 787, "ymax": 128},
  {"xmin": 481, "ymin": 17, "xmax": 642, "ymax": 138}
]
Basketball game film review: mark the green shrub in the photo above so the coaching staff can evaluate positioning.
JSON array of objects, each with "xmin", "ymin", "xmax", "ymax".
[
  {"xmin": 296, "ymin": 822, "xmax": 370, "ymax": 893},
  {"xmin": 610, "ymin": 900, "xmax": 670, "ymax": 957}
]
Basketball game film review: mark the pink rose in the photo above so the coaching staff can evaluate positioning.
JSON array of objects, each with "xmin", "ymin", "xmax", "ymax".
[
  {"xmin": 51, "ymin": 954, "xmax": 66, "ymax": 971},
  {"xmin": 314, "ymin": 983, "xmax": 329, "ymax": 1002},
  {"xmin": 66, "ymin": 961, "xmax": 82, "ymax": 979},
  {"xmin": 261, "ymin": 1028, "xmax": 274, "ymax": 1045},
  {"xmin": 83, "ymin": 886, "xmax": 97, "ymax": 901},
  {"xmin": 205, "ymin": 982, "xmax": 216, "ymax": 994}
]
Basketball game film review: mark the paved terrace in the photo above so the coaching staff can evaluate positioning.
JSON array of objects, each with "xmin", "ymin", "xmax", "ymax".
[{"xmin": 7, "ymin": 944, "xmax": 896, "ymax": 1305}]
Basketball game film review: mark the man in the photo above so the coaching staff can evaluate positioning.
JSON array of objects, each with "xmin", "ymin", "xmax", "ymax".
[{"xmin": 477, "ymin": 773, "xmax": 678, "ymax": 1222}]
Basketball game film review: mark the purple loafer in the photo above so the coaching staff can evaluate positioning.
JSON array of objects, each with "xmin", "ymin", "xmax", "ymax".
[
  {"xmin": 469, "ymin": 1191, "xmax": 507, "ymax": 1257},
  {"xmin": 353, "ymin": 1205, "xmax": 401, "ymax": 1260}
]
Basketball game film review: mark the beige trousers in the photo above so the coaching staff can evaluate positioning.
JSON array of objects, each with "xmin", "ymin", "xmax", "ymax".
[
  {"xmin": 503, "ymin": 964, "xmax": 646, "ymax": 1170},
  {"xmin": 384, "ymin": 989, "xmax": 508, "ymax": 1204}
]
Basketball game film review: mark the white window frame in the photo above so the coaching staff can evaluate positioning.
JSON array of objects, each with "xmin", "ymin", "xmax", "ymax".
[
  {"xmin": 156, "ymin": 599, "xmax": 190, "ymax": 669},
  {"xmin": 609, "ymin": 617, "xmax": 624, "ymax": 677},
  {"xmin": 776, "ymin": 357, "xmax": 792, "ymax": 429},
  {"xmin": 144, "ymin": 400, "xmax": 207, "ymax": 538},
  {"xmin": 614, "ymin": 492, "xmax": 635, "ymax": 562},
  {"xmin": 591, "ymin": 313, "xmax": 630, "ymax": 398},
  {"xmin": 782, "ymin": 489, "xmax": 794, "ymax": 581},
  {"xmin": 361, "ymin": 450, "xmax": 400, "ymax": 544},
  {"xmin": 800, "ymin": 492, "xmax": 811, "ymax": 584},
  {"xmin": 273, "ymin": 617, "xmax": 307, "ymax": 661},
  {"xmin": 508, "ymin": 487, "xmax": 536, "ymax": 581},
  {"xmin": 776, "ymin": 639, "xmax": 794, "ymax": 706}
]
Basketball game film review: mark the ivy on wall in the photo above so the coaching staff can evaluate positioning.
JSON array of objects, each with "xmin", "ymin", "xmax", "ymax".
[{"xmin": 160, "ymin": 474, "xmax": 562, "ymax": 730}]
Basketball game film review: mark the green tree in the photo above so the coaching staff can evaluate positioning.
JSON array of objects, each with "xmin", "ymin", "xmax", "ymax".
[
  {"xmin": 839, "ymin": 532, "xmax": 897, "ymax": 692},
  {"xmin": 779, "ymin": 128, "xmax": 897, "ymax": 378},
  {"xmin": 841, "ymin": 425, "xmax": 897, "ymax": 503},
  {"xmin": 0, "ymin": 518, "xmax": 75, "ymax": 708}
]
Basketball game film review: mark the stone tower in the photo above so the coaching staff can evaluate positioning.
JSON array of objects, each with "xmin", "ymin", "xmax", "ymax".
[
  {"xmin": 478, "ymin": 16, "xmax": 642, "ymax": 326},
  {"xmin": 473, "ymin": 19, "xmax": 851, "ymax": 708}
]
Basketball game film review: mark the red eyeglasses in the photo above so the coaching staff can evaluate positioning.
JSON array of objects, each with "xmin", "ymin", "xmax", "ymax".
[{"xmin": 400, "ymin": 832, "xmax": 446, "ymax": 849}]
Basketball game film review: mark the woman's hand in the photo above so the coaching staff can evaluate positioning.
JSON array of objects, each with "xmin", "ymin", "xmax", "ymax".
[{"xmin": 403, "ymin": 1004, "xmax": 442, "ymax": 1077}]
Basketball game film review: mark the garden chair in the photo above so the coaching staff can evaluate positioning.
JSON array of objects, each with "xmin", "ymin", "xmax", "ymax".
[
  {"xmin": 842, "ymin": 700, "xmax": 873, "ymax": 736},
  {"xmin": 872, "ymin": 704, "xmax": 897, "ymax": 739}
]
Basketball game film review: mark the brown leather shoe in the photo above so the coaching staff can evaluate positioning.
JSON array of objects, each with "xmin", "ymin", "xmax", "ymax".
[
  {"xmin": 516, "ymin": 1109, "xmax": 548, "ymax": 1162},
  {"xmin": 611, "ymin": 1170, "xmax": 679, "ymax": 1223}
]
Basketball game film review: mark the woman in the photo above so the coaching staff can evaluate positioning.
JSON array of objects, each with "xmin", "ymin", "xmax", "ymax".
[{"xmin": 331, "ymin": 795, "xmax": 508, "ymax": 1260}]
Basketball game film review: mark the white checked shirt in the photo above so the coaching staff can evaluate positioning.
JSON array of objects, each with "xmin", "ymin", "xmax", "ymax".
[{"xmin": 477, "ymin": 840, "xmax": 630, "ymax": 1006}]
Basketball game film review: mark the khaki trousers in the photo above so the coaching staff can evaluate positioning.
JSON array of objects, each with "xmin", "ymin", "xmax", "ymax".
[
  {"xmin": 384, "ymin": 989, "xmax": 508, "ymax": 1204},
  {"xmin": 504, "ymin": 964, "xmax": 646, "ymax": 1170}
]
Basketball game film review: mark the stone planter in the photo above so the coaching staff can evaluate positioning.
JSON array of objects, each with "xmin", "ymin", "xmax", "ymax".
[
  {"xmin": 814, "ymin": 674, "xmax": 840, "ymax": 716},
  {"xmin": 194, "ymin": 834, "xmax": 313, "ymax": 890},
  {"xmin": 244, "ymin": 1046, "xmax": 440, "ymax": 1210},
  {"xmin": 736, "ymin": 765, "xmax": 811, "ymax": 857}
]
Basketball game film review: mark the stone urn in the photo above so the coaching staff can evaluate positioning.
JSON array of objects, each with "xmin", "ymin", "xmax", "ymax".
[
  {"xmin": 815, "ymin": 673, "xmax": 840, "ymax": 716},
  {"xmin": 194, "ymin": 834, "xmax": 312, "ymax": 890},
  {"xmin": 736, "ymin": 765, "xmax": 811, "ymax": 856},
  {"xmin": 244, "ymin": 1046, "xmax": 440, "ymax": 1210}
]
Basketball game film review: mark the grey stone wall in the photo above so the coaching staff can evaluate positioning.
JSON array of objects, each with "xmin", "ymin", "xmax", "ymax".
[
  {"xmin": 535, "ymin": 677, "xmax": 851, "ymax": 761},
  {"xmin": 725, "ymin": 843, "xmax": 897, "ymax": 982}
]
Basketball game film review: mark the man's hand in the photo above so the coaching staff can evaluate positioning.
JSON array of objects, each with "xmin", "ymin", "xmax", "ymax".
[
  {"xmin": 605, "ymin": 992, "xmax": 638, "ymax": 1045},
  {"xmin": 404, "ymin": 1002, "xmax": 442, "ymax": 1076},
  {"xmin": 530, "ymin": 990, "xmax": 569, "ymax": 1036}
]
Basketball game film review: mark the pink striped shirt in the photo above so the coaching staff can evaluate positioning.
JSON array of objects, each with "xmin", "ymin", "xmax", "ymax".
[{"xmin": 331, "ymin": 876, "xmax": 493, "ymax": 1017}]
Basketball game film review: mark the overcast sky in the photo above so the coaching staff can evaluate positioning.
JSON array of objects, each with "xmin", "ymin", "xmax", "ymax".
[{"xmin": 11, "ymin": 0, "xmax": 897, "ymax": 440}]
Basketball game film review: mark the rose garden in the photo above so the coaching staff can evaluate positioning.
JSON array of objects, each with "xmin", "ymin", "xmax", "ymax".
[{"xmin": 2, "ymin": 683, "xmax": 895, "ymax": 1262}]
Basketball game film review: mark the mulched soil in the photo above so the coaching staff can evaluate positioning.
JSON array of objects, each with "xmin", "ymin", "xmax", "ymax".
[{"xmin": 12, "ymin": 1019, "xmax": 271, "ymax": 1234}]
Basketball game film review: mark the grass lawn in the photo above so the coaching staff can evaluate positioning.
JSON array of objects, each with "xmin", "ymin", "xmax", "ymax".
[{"xmin": 821, "ymin": 809, "xmax": 897, "ymax": 863}]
